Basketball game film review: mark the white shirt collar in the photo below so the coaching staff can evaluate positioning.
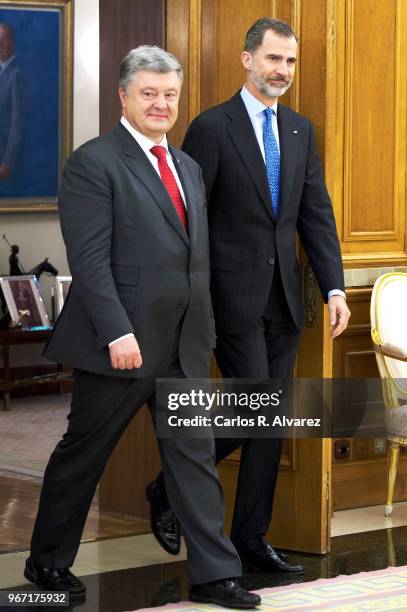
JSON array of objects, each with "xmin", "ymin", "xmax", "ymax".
[
  {"xmin": 0, "ymin": 54, "xmax": 15, "ymax": 71},
  {"xmin": 120, "ymin": 116, "xmax": 169, "ymax": 155},
  {"xmin": 240, "ymin": 85, "xmax": 278, "ymax": 118}
]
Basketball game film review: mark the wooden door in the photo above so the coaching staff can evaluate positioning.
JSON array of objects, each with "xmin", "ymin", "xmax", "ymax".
[{"xmin": 166, "ymin": 0, "xmax": 335, "ymax": 554}]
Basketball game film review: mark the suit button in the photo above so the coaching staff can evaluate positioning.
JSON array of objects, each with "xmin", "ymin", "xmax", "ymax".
[
  {"xmin": 275, "ymin": 230, "xmax": 280, "ymax": 237},
  {"xmin": 268, "ymin": 258, "xmax": 275, "ymax": 265}
]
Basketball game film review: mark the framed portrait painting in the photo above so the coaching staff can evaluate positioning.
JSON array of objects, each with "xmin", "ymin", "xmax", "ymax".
[
  {"xmin": 0, "ymin": 0, "xmax": 73, "ymax": 212},
  {"xmin": 0, "ymin": 274, "xmax": 50, "ymax": 328}
]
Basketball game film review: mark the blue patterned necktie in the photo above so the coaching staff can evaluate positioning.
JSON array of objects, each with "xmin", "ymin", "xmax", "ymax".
[{"xmin": 263, "ymin": 107, "xmax": 280, "ymax": 219}]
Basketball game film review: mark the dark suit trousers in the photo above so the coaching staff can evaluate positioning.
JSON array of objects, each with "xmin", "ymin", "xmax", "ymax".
[
  {"xmin": 30, "ymin": 340, "xmax": 241, "ymax": 585},
  {"xmin": 214, "ymin": 263, "xmax": 300, "ymax": 553}
]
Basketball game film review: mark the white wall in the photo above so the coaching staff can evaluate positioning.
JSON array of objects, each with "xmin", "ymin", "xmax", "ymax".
[
  {"xmin": 1, "ymin": 0, "xmax": 99, "ymax": 364},
  {"xmin": 72, "ymin": 0, "xmax": 100, "ymax": 151}
]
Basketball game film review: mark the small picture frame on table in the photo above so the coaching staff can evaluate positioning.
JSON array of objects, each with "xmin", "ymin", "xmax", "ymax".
[
  {"xmin": 55, "ymin": 275, "xmax": 71, "ymax": 316},
  {"xmin": 0, "ymin": 274, "xmax": 50, "ymax": 329}
]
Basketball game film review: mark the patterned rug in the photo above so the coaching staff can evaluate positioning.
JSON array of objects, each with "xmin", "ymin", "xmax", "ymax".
[
  {"xmin": 134, "ymin": 566, "xmax": 407, "ymax": 611},
  {"xmin": 0, "ymin": 394, "xmax": 70, "ymax": 480}
]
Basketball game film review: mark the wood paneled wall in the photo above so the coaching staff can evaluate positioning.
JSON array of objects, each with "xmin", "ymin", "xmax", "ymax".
[
  {"xmin": 166, "ymin": 0, "xmax": 300, "ymax": 146},
  {"xmin": 99, "ymin": 0, "xmax": 165, "ymax": 134},
  {"xmin": 98, "ymin": 0, "xmax": 407, "ymax": 523},
  {"xmin": 166, "ymin": 0, "xmax": 407, "ymax": 519},
  {"xmin": 101, "ymin": 0, "xmax": 407, "ymax": 268},
  {"xmin": 332, "ymin": 0, "xmax": 407, "ymax": 267}
]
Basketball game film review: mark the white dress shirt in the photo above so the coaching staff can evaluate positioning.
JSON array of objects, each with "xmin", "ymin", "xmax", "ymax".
[
  {"xmin": 240, "ymin": 85, "xmax": 279, "ymax": 160},
  {"xmin": 240, "ymin": 86, "xmax": 345, "ymax": 301}
]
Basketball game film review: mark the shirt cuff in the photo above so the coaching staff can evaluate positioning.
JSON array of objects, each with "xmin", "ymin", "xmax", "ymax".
[
  {"xmin": 108, "ymin": 333, "xmax": 134, "ymax": 347},
  {"xmin": 328, "ymin": 289, "xmax": 346, "ymax": 300}
]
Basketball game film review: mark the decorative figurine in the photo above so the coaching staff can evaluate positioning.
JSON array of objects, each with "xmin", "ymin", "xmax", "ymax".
[
  {"xmin": 3, "ymin": 235, "xmax": 25, "ymax": 275},
  {"xmin": 9, "ymin": 244, "xmax": 25, "ymax": 275}
]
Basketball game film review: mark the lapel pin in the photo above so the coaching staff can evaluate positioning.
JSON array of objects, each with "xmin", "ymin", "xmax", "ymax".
[{"xmin": 292, "ymin": 130, "xmax": 298, "ymax": 135}]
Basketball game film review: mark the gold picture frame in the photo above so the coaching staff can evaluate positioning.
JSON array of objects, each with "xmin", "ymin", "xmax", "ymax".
[{"xmin": 0, "ymin": 0, "xmax": 73, "ymax": 212}]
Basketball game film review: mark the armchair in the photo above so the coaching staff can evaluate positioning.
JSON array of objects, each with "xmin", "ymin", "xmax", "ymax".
[{"xmin": 370, "ymin": 272, "xmax": 407, "ymax": 516}]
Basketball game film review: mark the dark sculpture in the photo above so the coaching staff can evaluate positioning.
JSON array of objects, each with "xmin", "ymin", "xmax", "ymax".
[
  {"xmin": 9, "ymin": 244, "xmax": 24, "ymax": 275},
  {"xmin": 3, "ymin": 235, "xmax": 25, "ymax": 275},
  {"xmin": 3, "ymin": 235, "xmax": 58, "ymax": 280},
  {"xmin": 29, "ymin": 258, "xmax": 58, "ymax": 280}
]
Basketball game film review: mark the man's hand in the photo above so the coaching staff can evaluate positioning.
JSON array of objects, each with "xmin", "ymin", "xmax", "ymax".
[
  {"xmin": 0, "ymin": 164, "xmax": 12, "ymax": 180},
  {"xmin": 328, "ymin": 295, "xmax": 351, "ymax": 339},
  {"xmin": 109, "ymin": 335, "xmax": 142, "ymax": 369}
]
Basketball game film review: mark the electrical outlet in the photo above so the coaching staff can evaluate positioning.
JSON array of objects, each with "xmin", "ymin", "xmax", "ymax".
[
  {"xmin": 374, "ymin": 438, "xmax": 387, "ymax": 454},
  {"xmin": 334, "ymin": 439, "xmax": 350, "ymax": 460}
]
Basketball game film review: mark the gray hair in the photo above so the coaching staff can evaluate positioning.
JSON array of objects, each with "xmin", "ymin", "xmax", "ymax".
[
  {"xmin": 0, "ymin": 22, "xmax": 16, "ymax": 44},
  {"xmin": 119, "ymin": 45, "xmax": 183, "ymax": 92},
  {"xmin": 244, "ymin": 18, "xmax": 297, "ymax": 53}
]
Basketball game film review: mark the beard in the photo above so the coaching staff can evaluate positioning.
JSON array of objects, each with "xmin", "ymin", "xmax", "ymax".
[{"xmin": 250, "ymin": 62, "xmax": 293, "ymax": 99}]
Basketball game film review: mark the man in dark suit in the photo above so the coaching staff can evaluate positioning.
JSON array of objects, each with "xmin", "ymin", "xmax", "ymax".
[
  {"xmin": 0, "ymin": 23, "xmax": 27, "ymax": 192},
  {"xmin": 149, "ymin": 18, "xmax": 350, "ymax": 572},
  {"xmin": 25, "ymin": 46, "xmax": 260, "ymax": 609}
]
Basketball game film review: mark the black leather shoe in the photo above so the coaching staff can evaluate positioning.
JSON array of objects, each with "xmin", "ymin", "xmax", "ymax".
[
  {"xmin": 190, "ymin": 579, "xmax": 261, "ymax": 609},
  {"xmin": 146, "ymin": 480, "xmax": 181, "ymax": 555},
  {"xmin": 24, "ymin": 557, "xmax": 86, "ymax": 598},
  {"xmin": 240, "ymin": 544, "xmax": 304, "ymax": 573}
]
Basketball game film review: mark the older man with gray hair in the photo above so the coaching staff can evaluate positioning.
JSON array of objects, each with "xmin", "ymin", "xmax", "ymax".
[{"xmin": 25, "ymin": 46, "xmax": 260, "ymax": 609}]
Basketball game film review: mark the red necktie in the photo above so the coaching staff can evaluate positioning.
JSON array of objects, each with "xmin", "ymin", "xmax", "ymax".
[{"xmin": 150, "ymin": 145, "xmax": 188, "ymax": 233}]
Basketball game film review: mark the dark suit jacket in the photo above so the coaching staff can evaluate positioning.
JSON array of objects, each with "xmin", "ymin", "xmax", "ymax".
[
  {"xmin": 0, "ymin": 58, "xmax": 27, "ymax": 169},
  {"xmin": 45, "ymin": 122, "xmax": 215, "ymax": 378},
  {"xmin": 182, "ymin": 92, "xmax": 345, "ymax": 335}
]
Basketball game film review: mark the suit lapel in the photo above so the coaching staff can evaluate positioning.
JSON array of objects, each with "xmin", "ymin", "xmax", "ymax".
[
  {"xmin": 224, "ymin": 93, "xmax": 275, "ymax": 224},
  {"xmin": 0, "ymin": 66, "xmax": 8, "ymax": 86},
  {"xmin": 277, "ymin": 105, "xmax": 298, "ymax": 220},
  {"xmin": 0, "ymin": 58, "xmax": 14, "ymax": 82},
  {"xmin": 169, "ymin": 147, "xmax": 198, "ymax": 250},
  {"xmin": 115, "ymin": 123, "xmax": 189, "ymax": 246}
]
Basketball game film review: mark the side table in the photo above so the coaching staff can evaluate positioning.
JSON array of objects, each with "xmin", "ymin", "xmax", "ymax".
[{"xmin": 0, "ymin": 328, "xmax": 53, "ymax": 411}]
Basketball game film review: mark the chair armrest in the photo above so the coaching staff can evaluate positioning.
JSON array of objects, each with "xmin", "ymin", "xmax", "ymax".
[{"xmin": 373, "ymin": 342, "xmax": 407, "ymax": 362}]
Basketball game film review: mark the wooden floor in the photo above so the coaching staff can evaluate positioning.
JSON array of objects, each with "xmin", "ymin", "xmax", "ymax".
[{"xmin": 0, "ymin": 475, "xmax": 150, "ymax": 554}]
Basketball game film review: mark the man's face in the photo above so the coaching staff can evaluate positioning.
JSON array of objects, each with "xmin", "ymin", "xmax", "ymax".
[
  {"xmin": 0, "ymin": 26, "xmax": 15, "ymax": 63},
  {"xmin": 242, "ymin": 30, "xmax": 297, "ymax": 100},
  {"xmin": 119, "ymin": 70, "xmax": 181, "ymax": 142}
]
